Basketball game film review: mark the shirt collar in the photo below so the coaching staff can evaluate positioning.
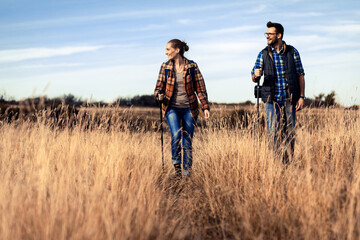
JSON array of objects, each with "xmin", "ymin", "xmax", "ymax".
[
  {"xmin": 270, "ymin": 41, "xmax": 286, "ymax": 54},
  {"xmin": 164, "ymin": 58, "xmax": 194, "ymax": 70}
]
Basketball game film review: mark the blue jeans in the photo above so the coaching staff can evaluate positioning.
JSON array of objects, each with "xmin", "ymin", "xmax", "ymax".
[
  {"xmin": 166, "ymin": 107, "xmax": 197, "ymax": 176},
  {"xmin": 265, "ymin": 101, "xmax": 296, "ymax": 163}
]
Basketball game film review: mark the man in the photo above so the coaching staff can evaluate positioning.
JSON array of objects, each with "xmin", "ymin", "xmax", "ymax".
[{"xmin": 251, "ymin": 21, "xmax": 305, "ymax": 164}]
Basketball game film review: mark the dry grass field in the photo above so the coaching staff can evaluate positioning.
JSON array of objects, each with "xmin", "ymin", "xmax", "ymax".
[{"xmin": 0, "ymin": 105, "xmax": 359, "ymax": 239}]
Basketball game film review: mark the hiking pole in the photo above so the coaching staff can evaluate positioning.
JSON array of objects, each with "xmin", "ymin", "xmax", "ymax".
[
  {"xmin": 157, "ymin": 90, "xmax": 165, "ymax": 170},
  {"xmin": 160, "ymin": 102, "xmax": 164, "ymax": 170},
  {"xmin": 254, "ymin": 75, "xmax": 261, "ymax": 136},
  {"xmin": 256, "ymin": 79, "xmax": 260, "ymax": 132}
]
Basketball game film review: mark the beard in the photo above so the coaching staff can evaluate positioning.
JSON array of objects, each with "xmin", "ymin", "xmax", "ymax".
[{"xmin": 268, "ymin": 38, "xmax": 279, "ymax": 47}]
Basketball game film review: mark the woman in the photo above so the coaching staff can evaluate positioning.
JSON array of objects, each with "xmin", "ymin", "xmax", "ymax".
[{"xmin": 154, "ymin": 39, "xmax": 210, "ymax": 178}]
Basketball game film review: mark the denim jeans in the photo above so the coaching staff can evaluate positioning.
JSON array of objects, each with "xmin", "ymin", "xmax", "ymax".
[
  {"xmin": 265, "ymin": 101, "xmax": 296, "ymax": 163},
  {"xmin": 166, "ymin": 107, "xmax": 197, "ymax": 176}
]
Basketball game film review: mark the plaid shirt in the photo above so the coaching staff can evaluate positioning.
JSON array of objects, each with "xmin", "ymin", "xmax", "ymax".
[
  {"xmin": 251, "ymin": 42, "xmax": 304, "ymax": 103},
  {"xmin": 155, "ymin": 58, "xmax": 210, "ymax": 118}
]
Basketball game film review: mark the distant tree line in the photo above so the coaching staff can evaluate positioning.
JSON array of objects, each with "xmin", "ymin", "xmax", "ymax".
[
  {"xmin": 116, "ymin": 95, "xmax": 157, "ymax": 107},
  {"xmin": 0, "ymin": 91, "xmax": 358, "ymax": 110},
  {"xmin": 306, "ymin": 91, "xmax": 338, "ymax": 108}
]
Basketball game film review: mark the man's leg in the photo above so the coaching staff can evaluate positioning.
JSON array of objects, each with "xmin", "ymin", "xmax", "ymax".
[
  {"xmin": 283, "ymin": 102, "xmax": 296, "ymax": 163},
  {"xmin": 265, "ymin": 102, "xmax": 282, "ymax": 157}
]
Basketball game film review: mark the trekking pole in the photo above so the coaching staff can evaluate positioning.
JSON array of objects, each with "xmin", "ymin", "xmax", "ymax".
[
  {"xmin": 253, "ymin": 74, "xmax": 261, "ymax": 137},
  {"xmin": 160, "ymin": 102, "xmax": 164, "ymax": 170},
  {"xmin": 256, "ymin": 79, "xmax": 260, "ymax": 134},
  {"xmin": 157, "ymin": 90, "xmax": 165, "ymax": 170}
]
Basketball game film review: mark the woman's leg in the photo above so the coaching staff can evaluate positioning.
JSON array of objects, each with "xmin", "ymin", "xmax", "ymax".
[
  {"xmin": 165, "ymin": 107, "xmax": 182, "ymax": 170},
  {"xmin": 181, "ymin": 108, "xmax": 197, "ymax": 176}
]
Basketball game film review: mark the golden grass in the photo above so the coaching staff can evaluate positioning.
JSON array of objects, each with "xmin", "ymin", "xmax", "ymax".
[{"xmin": 0, "ymin": 106, "xmax": 359, "ymax": 239}]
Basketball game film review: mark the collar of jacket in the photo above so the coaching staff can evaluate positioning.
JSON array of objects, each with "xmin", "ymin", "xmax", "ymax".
[{"xmin": 163, "ymin": 58, "xmax": 196, "ymax": 71}]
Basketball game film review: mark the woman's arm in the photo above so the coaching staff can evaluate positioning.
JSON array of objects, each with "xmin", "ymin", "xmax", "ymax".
[
  {"xmin": 154, "ymin": 63, "xmax": 166, "ymax": 99},
  {"xmin": 193, "ymin": 63, "xmax": 210, "ymax": 115}
]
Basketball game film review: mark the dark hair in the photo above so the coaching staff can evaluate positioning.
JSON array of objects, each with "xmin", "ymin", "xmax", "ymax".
[
  {"xmin": 267, "ymin": 21, "xmax": 284, "ymax": 39},
  {"xmin": 168, "ymin": 39, "xmax": 189, "ymax": 57}
]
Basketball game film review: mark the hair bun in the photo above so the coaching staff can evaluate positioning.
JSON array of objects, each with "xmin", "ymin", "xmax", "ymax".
[
  {"xmin": 182, "ymin": 41, "xmax": 189, "ymax": 52},
  {"xmin": 168, "ymin": 39, "xmax": 189, "ymax": 57}
]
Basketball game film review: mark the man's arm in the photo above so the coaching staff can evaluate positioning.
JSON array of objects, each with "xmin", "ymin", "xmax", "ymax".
[
  {"xmin": 293, "ymin": 47, "xmax": 305, "ymax": 111},
  {"xmin": 296, "ymin": 74, "xmax": 305, "ymax": 111},
  {"xmin": 251, "ymin": 51, "xmax": 263, "ymax": 82},
  {"xmin": 298, "ymin": 74, "xmax": 305, "ymax": 97}
]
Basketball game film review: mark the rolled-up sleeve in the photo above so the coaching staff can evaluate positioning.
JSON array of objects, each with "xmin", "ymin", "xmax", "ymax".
[
  {"xmin": 293, "ymin": 48, "xmax": 305, "ymax": 77},
  {"xmin": 154, "ymin": 63, "xmax": 166, "ymax": 96},
  {"xmin": 251, "ymin": 51, "xmax": 263, "ymax": 75},
  {"xmin": 194, "ymin": 65, "xmax": 210, "ymax": 110}
]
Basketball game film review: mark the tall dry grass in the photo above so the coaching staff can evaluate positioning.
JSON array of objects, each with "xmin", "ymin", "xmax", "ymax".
[{"xmin": 0, "ymin": 106, "xmax": 359, "ymax": 239}]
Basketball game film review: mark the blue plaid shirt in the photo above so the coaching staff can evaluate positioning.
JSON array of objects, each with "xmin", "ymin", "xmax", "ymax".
[{"xmin": 251, "ymin": 42, "xmax": 304, "ymax": 103}]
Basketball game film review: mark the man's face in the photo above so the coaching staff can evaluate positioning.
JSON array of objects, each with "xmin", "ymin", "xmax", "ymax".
[{"xmin": 265, "ymin": 27, "xmax": 281, "ymax": 46}]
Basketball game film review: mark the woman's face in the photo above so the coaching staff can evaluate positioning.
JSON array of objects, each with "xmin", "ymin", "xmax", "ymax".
[{"xmin": 165, "ymin": 43, "xmax": 180, "ymax": 61}]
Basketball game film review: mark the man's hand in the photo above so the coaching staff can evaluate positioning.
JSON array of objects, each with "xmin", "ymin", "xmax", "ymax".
[
  {"xmin": 296, "ymin": 97, "xmax": 305, "ymax": 111},
  {"xmin": 252, "ymin": 68, "xmax": 263, "ymax": 82},
  {"xmin": 204, "ymin": 109, "xmax": 210, "ymax": 119}
]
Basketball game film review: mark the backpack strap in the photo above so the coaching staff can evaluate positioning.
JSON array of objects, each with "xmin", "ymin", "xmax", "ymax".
[
  {"xmin": 163, "ymin": 68, "xmax": 170, "ymax": 95},
  {"xmin": 164, "ymin": 69, "xmax": 170, "ymax": 82},
  {"xmin": 188, "ymin": 60, "xmax": 195, "ymax": 81},
  {"xmin": 188, "ymin": 60, "xmax": 204, "ymax": 117},
  {"xmin": 165, "ymin": 61, "xmax": 195, "ymax": 85}
]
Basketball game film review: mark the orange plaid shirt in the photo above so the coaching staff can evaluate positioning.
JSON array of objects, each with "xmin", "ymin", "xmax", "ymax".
[{"xmin": 154, "ymin": 58, "xmax": 210, "ymax": 118}]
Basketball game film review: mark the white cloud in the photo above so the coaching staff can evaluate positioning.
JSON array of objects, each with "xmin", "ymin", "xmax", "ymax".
[
  {"xmin": 177, "ymin": 19, "xmax": 191, "ymax": 25},
  {"xmin": 301, "ymin": 23, "xmax": 360, "ymax": 34},
  {"xmin": 0, "ymin": 46, "xmax": 104, "ymax": 63},
  {"xmin": 22, "ymin": 63, "xmax": 85, "ymax": 69},
  {"xmin": 192, "ymin": 41, "xmax": 261, "ymax": 53},
  {"xmin": 286, "ymin": 34, "xmax": 360, "ymax": 52},
  {"xmin": 123, "ymin": 24, "xmax": 166, "ymax": 32},
  {"xmin": 1, "ymin": 63, "xmax": 160, "ymax": 102},
  {"xmin": 247, "ymin": 4, "xmax": 267, "ymax": 14},
  {"xmin": 202, "ymin": 25, "xmax": 262, "ymax": 35},
  {"xmin": 0, "ymin": 63, "xmax": 85, "ymax": 72},
  {"xmin": 0, "ymin": 2, "xmax": 249, "ymax": 30},
  {"xmin": 274, "ymin": 11, "xmax": 324, "ymax": 17}
]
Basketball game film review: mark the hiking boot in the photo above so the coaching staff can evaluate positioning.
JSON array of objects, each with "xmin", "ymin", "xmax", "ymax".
[
  {"xmin": 282, "ymin": 151, "xmax": 290, "ymax": 165},
  {"xmin": 174, "ymin": 164, "xmax": 182, "ymax": 179}
]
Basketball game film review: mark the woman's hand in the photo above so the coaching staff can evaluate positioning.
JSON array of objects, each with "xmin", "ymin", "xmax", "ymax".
[
  {"xmin": 204, "ymin": 109, "xmax": 210, "ymax": 119},
  {"xmin": 157, "ymin": 93, "xmax": 164, "ymax": 102}
]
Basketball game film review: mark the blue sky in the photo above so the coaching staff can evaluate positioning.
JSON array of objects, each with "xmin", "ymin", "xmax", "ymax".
[{"xmin": 1, "ymin": 0, "xmax": 359, "ymax": 106}]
